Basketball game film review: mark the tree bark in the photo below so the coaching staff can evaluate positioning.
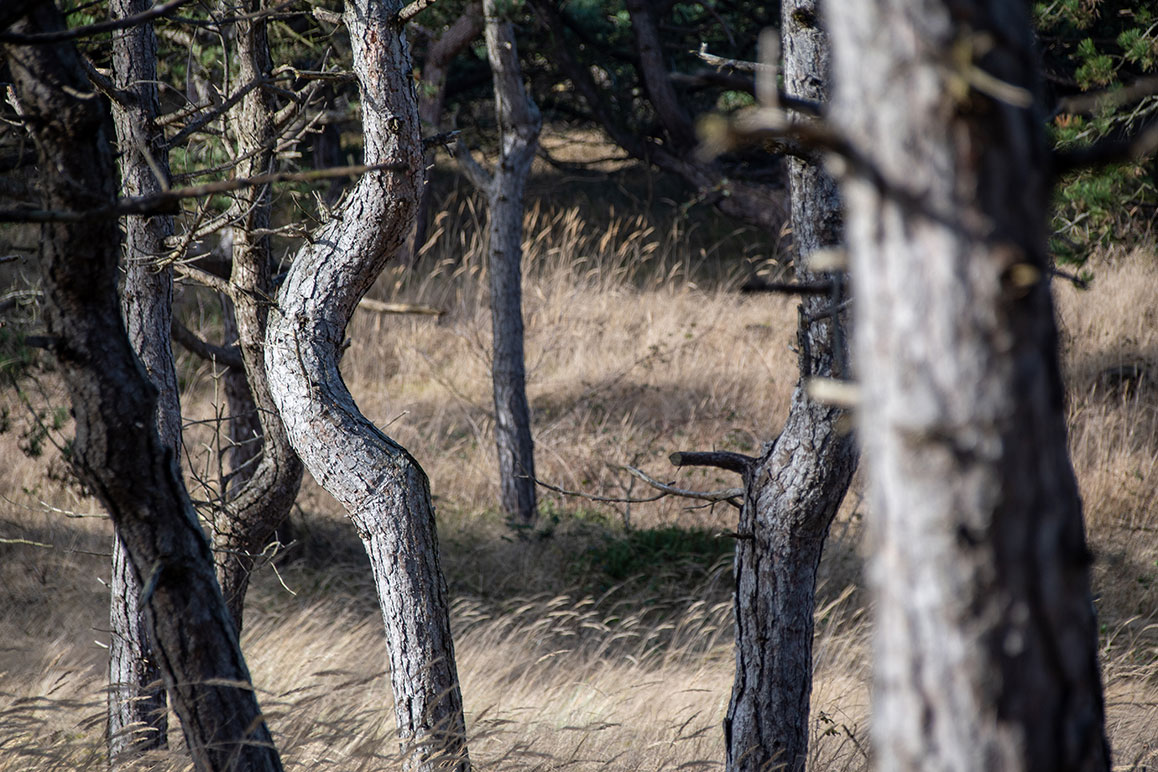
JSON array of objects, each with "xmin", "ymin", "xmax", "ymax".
[
  {"xmin": 483, "ymin": 0, "xmax": 540, "ymax": 527},
  {"xmin": 107, "ymin": 0, "xmax": 175, "ymax": 759},
  {"xmin": 4, "ymin": 7, "xmax": 282, "ymax": 772},
  {"xmin": 264, "ymin": 1, "xmax": 469, "ymax": 768},
  {"xmin": 724, "ymin": 4, "xmax": 857, "ymax": 770},
  {"xmin": 213, "ymin": 1, "xmax": 304, "ymax": 631},
  {"xmin": 827, "ymin": 3, "xmax": 1110, "ymax": 771}
]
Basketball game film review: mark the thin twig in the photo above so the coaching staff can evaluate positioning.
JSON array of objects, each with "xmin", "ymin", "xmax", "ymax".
[
  {"xmin": 533, "ymin": 475, "xmax": 668, "ymax": 505},
  {"xmin": 622, "ymin": 466, "xmax": 743, "ymax": 507}
]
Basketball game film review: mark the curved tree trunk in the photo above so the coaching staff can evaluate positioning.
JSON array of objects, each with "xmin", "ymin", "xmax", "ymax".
[
  {"xmin": 107, "ymin": 0, "xmax": 175, "ymax": 759},
  {"xmin": 213, "ymin": 1, "xmax": 304, "ymax": 631},
  {"xmin": 264, "ymin": 1, "xmax": 469, "ymax": 768},
  {"xmin": 828, "ymin": 3, "xmax": 1110, "ymax": 771},
  {"xmin": 724, "ymin": 4, "xmax": 858, "ymax": 770},
  {"xmin": 4, "ymin": 7, "xmax": 282, "ymax": 771},
  {"xmin": 483, "ymin": 0, "xmax": 540, "ymax": 527}
]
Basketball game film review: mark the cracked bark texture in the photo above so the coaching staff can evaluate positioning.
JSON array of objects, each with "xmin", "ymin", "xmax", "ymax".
[
  {"xmin": 4, "ymin": 7, "xmax": 282, "ymax": 771},
  {"xmin": 264, "ymin": 0, "xmax": 468, "ymax": 768},
  {"xmin": 724, "ymin": 3, "xmax": 857, "ymax": 770},
  {"xmin": 108, "ymin": 0, "xmax": 175, "ymax": 759},
  {"xmin": 483, "ymin": 0, "xmax": 540, "ymax": 526},
  {"xmin": 828, "ymin": 3, "xmax": 1109, "ymax": 771},
  {"xmin": 213, "ymin": 1, "xmax": 304, "ymax": 631}
]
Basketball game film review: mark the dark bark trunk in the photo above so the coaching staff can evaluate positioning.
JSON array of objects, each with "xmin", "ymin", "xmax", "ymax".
[
  {"xmin": 724, "ymin": 4, "xmax": 857, "ymax": 770},
  {"xmin": 483, "ymin": 0, "xmax": 540, "ymax": 527},
  {"xmin": 107, "ymin": 0, "xmax": 174, "ymax": 759},
  {"xmin": 4, "ymin": 7, "xmax": 282, "ymax": 771},
  {"xmin": 623, "ymin": 0, "xmax": 696, "ymax": 153},
  {"xmin": 264, "ymin": 1, "xmax": 469, "ymax": 767},
  {"xmin": 213, "ymin": 2, "xmax": 304, "ymax": 630},
  {"xmin": 828, "ymin": 3, "xmax": 1110, "ymax": 771}
]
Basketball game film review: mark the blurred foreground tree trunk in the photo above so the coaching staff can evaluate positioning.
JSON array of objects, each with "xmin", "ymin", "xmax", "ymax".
[
  {"xmin": 723, "ymin": 4, "xmax": 858, "ymax": 770},
  {"xmin": 455, "ymin": 0, "xmax": 541, "ymax": 527},
  {"xmin": 4, "ymin": 6, "xmax": 283, "ymax": 771},
  {"xmin": 264, "ymin": 0, "xmax": 469, "ymax": 768},
  {"xmin": 107, "ymin": 0, "xmax": 175, "ymax": 760},
  {"xmin": 828, "ymin": 3, "xmax": 1110, "ymax": 770}
]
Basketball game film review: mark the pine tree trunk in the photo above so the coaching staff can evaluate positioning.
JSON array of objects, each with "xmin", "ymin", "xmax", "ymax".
[
  {"xmin": 107, "ymin": 0, "xmax": 175, "ymax": 758},
  {"xmin": 724, "ymin": 4, "xmax": 857, "ymax": 770},
  {"xmin": 211, "ymin": 2, "xmax": 304, "ymax": 631},
  {"xmin": 264, "ymin": 1, "xmax": 469, "ymax": 767},
  {"xmin": 827, "ymin": 3, "xmax": 1110, "ymax": 770},
  {"xmin": 484, "ymin": 0, "xmax": 540, "ymax": 527},
  {"xmin": 4, "ymin": 8, "xmax": 283, "ymax": 771}
]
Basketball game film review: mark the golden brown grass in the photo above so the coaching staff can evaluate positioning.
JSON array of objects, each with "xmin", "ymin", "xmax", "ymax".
[{"xmin": 0, "ymin": 191, "xmax": 1155, "ymax": 770}]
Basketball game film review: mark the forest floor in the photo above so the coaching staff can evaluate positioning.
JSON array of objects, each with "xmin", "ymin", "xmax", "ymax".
[{"xmin": 1, "ymin": 169, "xmax": 1156, "ymax": 770}]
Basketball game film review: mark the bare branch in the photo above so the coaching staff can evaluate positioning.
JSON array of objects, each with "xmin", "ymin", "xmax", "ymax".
[
  {"xmin": 622, "ymin": 465, "xmax": 743, "ymax": 507},
  {"xmin": 0, "ymin": 0, "xmax": 197, "ymax": 45},
  {"xmin": 174, "ymin": 263, "xmax": 234, "ymax": 298},
  {"xmin": 398, "ymin": 0, "xmax": 440, "ymax": 25},
  {"xmin": 171, "ymin": 320, "xmax": 243, "ymax": 370},
  {"xmin": 669, "ymin": 450, "xmax": 755, "ymax": 476},
  {"xmin": 740, "ymin": 278, "xmax": 833, "ymax": 295},
  {"xmin": 357, "ymin": 298, "xmax": 445, "ymax": 317},
  {"xmin": 533, "ymin": 475, "xmax": 668, "ymax": 505},
  {"xmin": 0, "ymin": 163, "xmax": 405, "ymax": 223},
  {"xmin": 695, "ymin": 41, "xmax": 822, "ymax": 116},
  {"xmin": 696, "ymin": 41, "xmax": 776, "ymax": 74},
  {"xmin": 452, "ymin": 140, "xmax": 494, "ymax": 193},
  {"xmin": 1053, "ymin": 75, "xmax": 1158, "ymax": 117},
  {"xmin": 1052, "ymin": 118, "xmax": 1158, "ymax": 175}
]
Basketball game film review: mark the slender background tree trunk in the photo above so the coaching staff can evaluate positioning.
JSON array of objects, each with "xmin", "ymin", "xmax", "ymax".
[
  {"xmin": 828, "ymin": 3, "xmax": 1110, "ymax": 770},
  {"xmin": 724, "ymin": 4, "xmax": 857, "ymax": 770},
  {"xmin": 483, "ymin": 0, "xmax": 540, "ymax": 527},
  {"xmin": 264, "ymin": 1, "xmax": 469, "ymax": 767},
  {"xmin": 107, "ymin": 0, "xmax": 175, "ymax": 759}
]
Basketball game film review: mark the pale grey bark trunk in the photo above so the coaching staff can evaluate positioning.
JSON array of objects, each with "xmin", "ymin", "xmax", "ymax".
[
  {"xmin": 264, "ymin": 1, "xmax": 468, "ymax": 768},
  {"xmin": 482, "ymin": 0, "xmax": 540, "ymax": 527},
  {"xmin": 724, "ymin": 4, "xmax": 857, "ymax": 770},
  {"xmin": 108, "ymin": 0, "xmax": 174, "ymax": 758},
  {"xmin": 828, "ymin": 3, "xmax": 1109, "ymax": 771},
  {"xmin": 213, "ymin": 2, "xmax": 304, "ymax": 630},
  {"xmin": 4, "ymin": 8, "xmax": 282, "ymax": 771}
]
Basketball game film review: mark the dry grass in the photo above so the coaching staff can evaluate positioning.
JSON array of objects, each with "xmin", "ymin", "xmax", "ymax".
[{"xmin": 0, "ymin": 188, "xmax": 1155, "ymax": 769}]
